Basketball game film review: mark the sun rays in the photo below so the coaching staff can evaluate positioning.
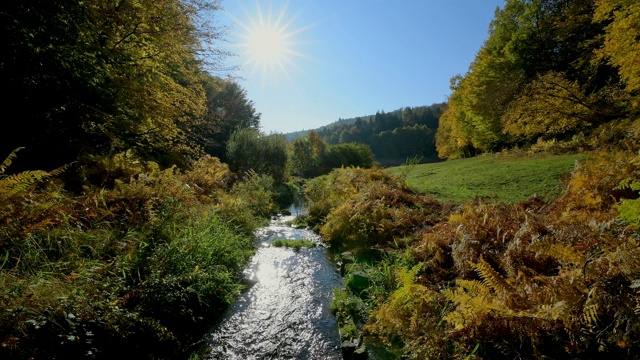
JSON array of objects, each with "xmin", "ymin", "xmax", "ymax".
[{"xmin": 231, "ymin": 1, "xmax": 310, "ymax": 86}]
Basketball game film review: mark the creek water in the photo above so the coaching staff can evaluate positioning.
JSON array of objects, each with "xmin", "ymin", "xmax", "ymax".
[{"xmin": 201, "ymin": 211, "xmax": 344, "ymax": 359}]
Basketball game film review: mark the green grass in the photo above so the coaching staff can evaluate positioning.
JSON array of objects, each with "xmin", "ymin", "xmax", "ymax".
[
  {"xmin": 387, "ymin": 152, "xmax": 587, "ymax": 203},
  {"xmin": 272, "ymin": 238, "xmax": 317, "ymax": 250}
]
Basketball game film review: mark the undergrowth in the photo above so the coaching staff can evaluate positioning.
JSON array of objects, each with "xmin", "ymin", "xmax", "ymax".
[
  {"xmin": 313, "ymin": 148, "xmax": 640, "ymax": 359},
  {"xmin": 0, "ymin": 152, "xmax": 277, "ymax": 359}
]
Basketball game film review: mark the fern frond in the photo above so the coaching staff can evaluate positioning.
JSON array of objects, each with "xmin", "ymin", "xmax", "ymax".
[
  {"xmin": 0, "ymin": 170, "xmax": 50, "ymax": 195},
  {"xmin": 531, "ymin": 301, "xmax": 567, "ymax": 321},
  {"xmin": 442, "ymin": 279, "xmax": 495, "ymax": 330},
  {"xmin": 0, "ymin": 163, "xmax": 71, "ymax": 196},
  {"xmin": 610, "ymin": 238, "xmax": 640, "ymax": 277},
  {"xmin": 528, "ymin": 239, "xmax": 585, "ymax": 265},
  {"xmin": 396, "ymin": 263, "xmax": 423, "ymax": 288},
  {"xmin": 582, "ymin": 287, "xmax": 599, "ymax": 326},
  {"xmin": 470, "ymin": 258, "xmax": 514, "ymax": 294},
  {"xmin": 0, "ymin": 147, "xmax": 24, "ymax": 175},
  {"xmin": 614, "ymin": 177, "xmax": 640, "ymax": 192}
]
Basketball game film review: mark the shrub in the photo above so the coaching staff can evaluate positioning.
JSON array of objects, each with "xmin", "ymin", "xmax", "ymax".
[{"xmin": 305, "ymin": 166, "xmax": 445, "ymax": 248}]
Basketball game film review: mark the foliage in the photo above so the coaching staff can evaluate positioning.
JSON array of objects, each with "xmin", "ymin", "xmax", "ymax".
[
  {"xmin": 365, "ymin": 265, "xmax": 453, "ymax": 359},
  {"xmin": 0, "ymin": 0, "xmax": 259, "ymax": 173},
  {"xmin": 435, "ymin": 0, "xmax": 631, "ymax": 158},
  {"xmin": 293, "ymin": 103, "xmax": 445, "ymax": 166},
  {"xmin": 305, "ymin": 168, "xmax": 438, "ymax": 235},
  {"xmin": 330, "ymin": 288, "xmax": 369, "ymax": 343},
  {"xmin": 373, "ymin": 149, "xmax": 640, "ymax": 358},
  {"xmin": 316, "ymin": 145, "xmax": 640, "ymax": 358},
  {"xmin": 320, "ymin": 181, "xmax": 443, "ymax": 247},
  {"xmin": 0, "ymin": 152, "xmax": 269, "ymax": 358},
  {"xmin": 194, "ymin": 75, "xmax": 261, "ymax": 161},
  {"xmin": 594, "ymin": 0, "xmax": 640, "ymax": 102},
  {"xmin": 227, "ymin": 129, "xmax": 288, "ymax": 183},
  {"xmin": 224, "ymin": 170, "xmax": 277, "ymax": 225},
  {"xmin": 289, "ymin": 131, "xmax": 376, "ymax": 178},
  {"xmin": 289, "ymin": 130, "xmax": 326, "ymax": 178},
  {"xmin": 320, "ymin": 143, "xmax": 376, "ymax": 172},
  {"xmin": 502, "ymin": 72, "xmax": 601, "ymax": 138}
]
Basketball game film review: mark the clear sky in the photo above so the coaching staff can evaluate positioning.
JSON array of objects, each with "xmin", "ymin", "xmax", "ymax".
[{"xmin": 216, "ymin": 0, "xmax": 505, "ymax": 134}]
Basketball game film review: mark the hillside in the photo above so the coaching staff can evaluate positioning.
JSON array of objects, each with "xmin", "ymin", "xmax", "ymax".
[
  {"xmin": 285, "ymin": 103, "xmax": 447, "ymax": 166},
  {"xmin": 386, "ymin": 152, "xmax": 587, "ymax": 203}
]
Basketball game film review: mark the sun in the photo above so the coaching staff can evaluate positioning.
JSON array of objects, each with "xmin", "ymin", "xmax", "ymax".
[{"xmin": 232, "ymin": 1, "xmax": 307, "ymax": 85}]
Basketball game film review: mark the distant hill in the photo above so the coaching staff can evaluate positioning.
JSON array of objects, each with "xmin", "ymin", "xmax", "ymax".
[{"xmin": 284, "ymin": 103, "xmax": 447, "ymax": 166}]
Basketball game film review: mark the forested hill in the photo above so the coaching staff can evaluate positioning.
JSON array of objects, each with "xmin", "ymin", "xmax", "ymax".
[{"xmin": 285, "ymin": 103, "xmax": 447, "ymax": 165}]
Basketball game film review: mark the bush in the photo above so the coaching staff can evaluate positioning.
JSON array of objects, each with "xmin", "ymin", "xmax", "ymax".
[{"xmin": 305, "ymin": 166, "xmax": 445, "ymax": 248}]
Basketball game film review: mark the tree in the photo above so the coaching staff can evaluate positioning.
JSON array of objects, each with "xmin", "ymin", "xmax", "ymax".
[
  {"xmin": 502, "ymin": 71, "xmax": 600, "ymax": 139},
  {"xmin": 435, "ymin": 0, "xmax": 623, "ymax": 158},
  {"xmin": 595, "ymin": 0, "xmax": 640, "ymax": 102},
  {"xmin": 290, "ymin": 130, "xmax": 326, "ymax": 178},
  {"xmin": 226, "ymin": 129, "xmax": 288, "ymax": 182},
  {"xmin": 0, "ymin": 0, "xmax": 225, "ymax": 169},
  {"xmin": 193, "ymin": 75, "xmax": 261, "ymax": 161},
  {"xmin": 320, "ymin": 143, "xmax": 375, "ymax": 171}
]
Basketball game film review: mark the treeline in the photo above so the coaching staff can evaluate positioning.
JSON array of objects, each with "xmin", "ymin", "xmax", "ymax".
[
  {"xmin": 289, "ymin": 103, "xmax": 446, "ymax": 165},
  {"xmin": 436, "ymin": 0, "xmax": 640, "ymax": 158}
]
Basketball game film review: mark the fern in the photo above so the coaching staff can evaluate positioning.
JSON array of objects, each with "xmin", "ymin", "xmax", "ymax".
[
  {"xmin": 470, "ymin": 258, "xmax": 514, "ymax": 294},
  {"xmin": 0, "ymin": 147, "xmax": 24, "ymax": 174},
  {"xmin": 442, "ymin": 279, "xmax": 497, "ymax": 331},
  {"xmin": 582, "ymin": 287, "xmax": 599, "ymax": 327},
  {"xmin": 528, "ymin": 238, "xmax": 585, "ymax": 265},
  {"xmin": 396, "ymin": 263, "xmax": 423, "ymax": 288},
  {"xmin": 0, "ymin": 148, "xmax": 71, "ymax": 196}
]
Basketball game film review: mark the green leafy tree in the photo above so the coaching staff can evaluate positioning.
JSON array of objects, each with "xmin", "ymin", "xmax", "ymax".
[
  {"xmin": 226, "ymin": 129, "xmax": 288, "ymax": 182},
  {"xmin": 320, "ymin": 143, "xmax": 375, "ymax": 171},
  {"xmin": 290, "ymin": 130, "xmax": 326, "ymax": 178},
  {"xmin": 193, "ymin": 75, "xmax": 261, "ymax": 161}
]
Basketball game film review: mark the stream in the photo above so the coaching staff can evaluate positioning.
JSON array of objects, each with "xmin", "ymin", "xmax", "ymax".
[{"xmin": 201, "ymin": 211, "xmax": 344, "ymax": 359}]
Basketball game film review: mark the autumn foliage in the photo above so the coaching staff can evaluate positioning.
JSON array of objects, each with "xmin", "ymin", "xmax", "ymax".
[{"xmin": 313, "ymin": 147, "xmax": 640, "ymax": 359}]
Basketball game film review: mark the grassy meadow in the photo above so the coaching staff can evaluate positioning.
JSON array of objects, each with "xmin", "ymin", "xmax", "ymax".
[{"xmin": 386, "ymin": 152, "xmax": 587, "ymax": 203}]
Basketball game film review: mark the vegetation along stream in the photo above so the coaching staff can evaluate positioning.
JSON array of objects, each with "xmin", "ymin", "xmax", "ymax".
[{"xmin": 200, "ymin": 209, "xmax": 343, "ymax": 359}]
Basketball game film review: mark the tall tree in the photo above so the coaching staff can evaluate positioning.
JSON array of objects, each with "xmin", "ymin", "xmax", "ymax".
[
  {"xmin": 0, "ymin": 0, "xmax": 225, "ymax": 169},
  {"xmin": 193, "ymin": 75, "xmax": 261, "ymax": 161}
]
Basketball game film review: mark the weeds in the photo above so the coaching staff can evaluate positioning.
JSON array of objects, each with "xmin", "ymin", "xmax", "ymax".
[{"xmin": 271, "ymin": 238, "xmax": 316, "ymax": 251}]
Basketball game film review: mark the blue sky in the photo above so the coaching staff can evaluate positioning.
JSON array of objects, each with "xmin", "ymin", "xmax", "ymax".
[{"xmin": 217, "ymin": 0, "xmax": 505, "ymax": 134}]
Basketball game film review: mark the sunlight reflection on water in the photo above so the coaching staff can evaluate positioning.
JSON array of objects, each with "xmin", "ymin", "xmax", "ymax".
[{"xmin": 204, "ymin": 215, "xmax": 343, "ymax": 360}]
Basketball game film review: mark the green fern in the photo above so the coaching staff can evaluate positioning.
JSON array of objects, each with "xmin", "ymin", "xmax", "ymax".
[{"xmin": 396, "ymin": 263, "xmax": 423, "ymax": 288}]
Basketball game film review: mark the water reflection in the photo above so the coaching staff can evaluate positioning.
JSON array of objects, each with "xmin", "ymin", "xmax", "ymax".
[{"xmin": 204, "ymin": 215, "xmax": 343, "ymax": 360}]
